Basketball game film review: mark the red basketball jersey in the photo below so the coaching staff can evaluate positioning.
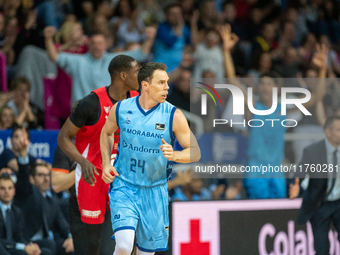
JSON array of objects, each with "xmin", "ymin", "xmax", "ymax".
[{"xmin": 75, "ymin": 87, "xmax": 139, "ymax": 172}]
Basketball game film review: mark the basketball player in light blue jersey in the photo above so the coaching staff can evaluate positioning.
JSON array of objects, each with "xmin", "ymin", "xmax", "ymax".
[{"xmin": 100, "ymin": 62, "xmax": 201, "ymax": 255}]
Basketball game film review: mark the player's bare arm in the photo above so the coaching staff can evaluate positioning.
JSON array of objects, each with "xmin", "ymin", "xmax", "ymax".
[
  {"xmin": 51, "ymin": 171, "xmax": 76, "ymax": 193},
  {"xmin": 160, "ymin": 109, "xmax": 201, "ymax": 163},
  {"xmin": 100, "ymin": 103, "xmax": 119, "ymax": 184},
  {"xmin": 57, "ymin": 118, "xmax": 99, "ymax": 185}
]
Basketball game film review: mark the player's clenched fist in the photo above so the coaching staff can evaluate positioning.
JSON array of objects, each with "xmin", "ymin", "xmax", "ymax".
[
  {"xmin": 160, "ymin": 138, "xmax": 173, "ymax": 160},
  {"xmin": 102, "ymin": 164, "xmax": 119, "ymax": 184}
]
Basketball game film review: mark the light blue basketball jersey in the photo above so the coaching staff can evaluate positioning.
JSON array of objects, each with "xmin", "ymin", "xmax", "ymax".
[{"xmin": 114, "ymin": 96, "xmax": 176, "ymax": 187}]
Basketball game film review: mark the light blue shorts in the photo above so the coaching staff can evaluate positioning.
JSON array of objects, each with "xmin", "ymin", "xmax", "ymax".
[{"xmin": 109, "ymin": 177, "xmax": 169, "ymax": 252}]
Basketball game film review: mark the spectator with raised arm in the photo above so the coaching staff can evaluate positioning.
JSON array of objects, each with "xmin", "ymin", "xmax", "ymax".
[
  {"xmin": 44, "ymin": 25, "xmax": 156, "ymax": 103},
  {"xmin": 13, "ymin": 129, "xmax": 74, "ymax": 255},
  {"xmin": 152, "ymin": 4, "xmax": 198, "ymax": 72},
  {"xmin": 220, "ymin": 24, "xmax": 328, "ymax": 199}
]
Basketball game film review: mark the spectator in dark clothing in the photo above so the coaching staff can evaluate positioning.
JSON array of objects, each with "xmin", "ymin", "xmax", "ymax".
[
  {"xmin": 51, "ymin": 144, "xmax": 115, "ymax": 255},
  {"xmin": 220, "ymin": 2, "xmax": 247, "ymax": 41},
  {"xmin": 0, "ymin": 126, "xmax": 37, "ymax": 172},
  {"xmin": 246, "ymin": 7, "xmax": 264, "ymax": 41},
  {"xmin": 13, "ymin": 130, "xmax": 74, "ymax": 255},
  {"xmin": 153, "ymin": 4, "xmax": 197, "ymax": 72},
  {"xmin": 167, "ymin": 68, "xmax": 191, "ymax": 112},
  {"xmin": 0, "ymin": 174, "xmax": 45, "ymax": 255}
]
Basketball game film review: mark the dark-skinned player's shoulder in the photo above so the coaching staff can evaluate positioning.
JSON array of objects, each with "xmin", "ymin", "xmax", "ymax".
[{"xmin": 69, "ymin": 92, "xmax": 100, "ymax": 128}]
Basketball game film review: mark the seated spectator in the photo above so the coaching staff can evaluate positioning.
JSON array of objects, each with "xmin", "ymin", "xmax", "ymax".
[
  {"xmin": 152, "ymin": 4, "xmax": 197, "ymax": 72},
  {"xmin": 319, "ymin": 35, "xmax": 340, "ymax": 76},
  {"xmin": 284, "ymin": 7, "xmax": 308, "ymax": 44},
  {"xmin": 2, "ymin": 0, "xmax": 21, "ymax": 20},
  {"xmin": 14, "ymin": 45, "xmax": 57, "ymax": 111},
  {"xmin": 273, "ymin": 46, "xmax": 301, "ymax": 78},
  {"xmin": 137, "ymin": 0, "xmax": 165, "ymax": 25},
  {"xmin": 49, "ymin": 0, "xmax": 74, "ymax": 27},
  {"xmin": 92, "ymin": 14, "xmax": 114, "ymax": 50},
  {"xmin": 271, "ymin": 20, "xmax": 299, "ymax": 61},
  {"xmin": 292, "ymin": 66, "xmax": 328, "ymax": 164},
  {"xmin": 220, "ymin": 2, "xmax": 247, "ymax": 41},
  {"xmin": 193, "ymin": 28, "xmax": 225, "ymax": 83},
  {"xmin": 168, "ymin": 168, "xmax": 191, "ymax": 192},
  {"xmin": 6, "ymin": 77, "xmax": 42, "ymax": 129},
  {"xmin": 210, "ymin": 179, "xmax": 242, "ymax": 200},
  {"xmin": 34, "ymin": 0, "xmax": 59, "ymax": 28},
  {"xmin": 110, "ymin": 0, "xmax": 146, "ymax": 50},
  {"xmin": 167, "ymin": 68, "xmax": 191, "ymax": 112},
  {"xmin": 297, "ymin": 33, "xmax": 317, "ymax": 69},
  {"xmin": 13, "ymin": 130, "xmax": 74, "ymax": 255},
  {"xmin": 0, "ymin": 174, "xmax": 45, "ymax": 255},
  {"xmin": 197, "ymin": 0, "xmax": 219, "ymax": 31},
  {"xmin": 247, "ymin": 52, "xmax": 273, "ymax": 81},
  {"xmin": 172, "ymin": 177, "xmax": 212, "ymax": 201},
  {"xmin": 44, "ymin": 25, "xmax": 156, "ymax": 103},
  {"xmin": 251, "ymin": 23, "xmax": 278, "ymax": 68},
  {"xmin": 12, "ymin": 9, "xmax": 41, "ymax": 66},
  {"xmin": 0, "ymin": 106, "xmax": 16, "ymax": 130},
  {"xmin": 0, "ymin": 17, "xmax": 18, "ymax": 66},
  {"xmin": 0, "ymin": 126, "xmax": 48, "ymax": 172},
  {"xmin": 54, "ymin": 21, "xmax": 88, "ymax": 54},
  {"xmin": 245, "ymin": 7, "xmax": 263, "ymax": 42},
  {"xmin": 317, "ymin": 0, "xmax": 340, "ymax": 44},
  {"xmin": 280, "ymin": 20, "xmax": 298, "ymax": 49}
]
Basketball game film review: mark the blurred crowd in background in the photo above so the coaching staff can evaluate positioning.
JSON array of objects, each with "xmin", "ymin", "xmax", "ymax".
[{"xmin": 1, "ymin": 0, "xmax": 340, "ymax": 203}]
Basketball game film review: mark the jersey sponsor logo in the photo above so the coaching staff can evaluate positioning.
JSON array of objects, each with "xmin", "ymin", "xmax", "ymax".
[
  {"xmin": 113, "ymin": 214, "xmax": 120, "ymax": 220},
  {"xmin": 148, "ymin": 237, "xmax": 153, "ymax": 242},
  {"xmin": 123, "ymin": 128, "xmax": 164, "ymax": 139},
  {"xmin": 125, "ymin": 117, "xmax": 131, "ymax": 124},
  {"xmin": 155, "ymin": 235, "xmax": 163, "ymax": 242},
  {"xmin": 82, "ymin": 209, "xmax": 101, "ymax": 218},
  {"xmin": 104, "ymin": 106, "xmax": 111, "ymax": 113},
  {"xmin": 127, "ymin": 110, "xmax": 133, "ymax": 115},
  {"xmin": 155, "ymin": 123, "xmax": 165, "ymax": 131},
  {"xmin": 123, "ymin": 140, "xmax": 160, "ymax": 154}
]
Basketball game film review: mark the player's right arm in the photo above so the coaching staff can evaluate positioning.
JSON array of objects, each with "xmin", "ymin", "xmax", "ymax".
[
  {"xmin": 57, "ymin": 118, "xmax": 98, "ymax": 186},
  {"xmin": 51, "ymin": 145, "xmax": 75, "ymax": 193},
  {"xmin": 100, "ymin": 103, "xmax": 119, "ymax": 184}
]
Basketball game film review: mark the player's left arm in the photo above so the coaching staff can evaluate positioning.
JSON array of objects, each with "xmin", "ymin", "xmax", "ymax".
[
  {"xmin": 161, "ymin": 109, "xmax": 201, "ymax": 163},
  {"xmin": 100, "ymin": 103, "xmax": 120, "ymax": 184}
]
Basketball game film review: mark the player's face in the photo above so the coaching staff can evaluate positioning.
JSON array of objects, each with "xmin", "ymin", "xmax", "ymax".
[
  {"xmin": 0, "ymin": 179, "xmax": 15, "ymax": 205},
  {"xmin": 148, "ymin": 70, "xmax": 169, "ymax": 103},
  {"xmin": 31, "ymin": 166, "xmax": 51, "ymax": 193},
  {"xmin": 125, "ymin": 61, "xmax": 140, "ymax": 91}
]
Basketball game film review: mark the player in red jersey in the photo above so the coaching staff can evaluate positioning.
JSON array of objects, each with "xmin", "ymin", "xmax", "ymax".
[{"xmin": 57, "ymin": 55, "xmax": 139, "ymax": 255}]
